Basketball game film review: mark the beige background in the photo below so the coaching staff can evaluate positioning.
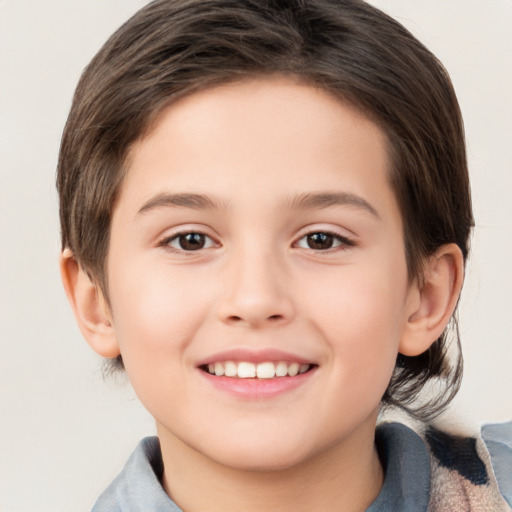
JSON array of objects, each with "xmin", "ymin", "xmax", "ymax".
[{"xmin": 1, "ymin": 1, "xmax": 511, "ymax": 510}]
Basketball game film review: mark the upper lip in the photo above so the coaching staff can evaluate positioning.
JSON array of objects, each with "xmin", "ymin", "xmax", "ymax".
[{"xmin": 196, "ymin": 348, "xmax": 316, "ymax": 367}]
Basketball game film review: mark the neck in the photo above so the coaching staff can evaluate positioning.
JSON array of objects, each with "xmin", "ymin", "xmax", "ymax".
[{"xmin": 157, "ymin": 420, "xmax": 383, "ymax": 512}]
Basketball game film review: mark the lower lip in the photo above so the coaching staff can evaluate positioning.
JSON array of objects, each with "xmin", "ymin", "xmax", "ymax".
[{"xmin": 199, "ymin": 368, "xmax": 316, "ymax": 399}]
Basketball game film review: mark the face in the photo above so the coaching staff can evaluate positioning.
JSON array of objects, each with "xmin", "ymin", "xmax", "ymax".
[{"xmin": 106, "ymin": 78, "xmax": 416, "ymax": 471}]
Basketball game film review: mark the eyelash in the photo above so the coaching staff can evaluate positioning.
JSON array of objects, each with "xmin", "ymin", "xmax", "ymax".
[
  {"xmin": 159, "ymin": 229, "xmax": 355, "ymax": 254},
  {"xmin": 159, "ymin": 232, "xmax": 218, "ymax": 253},
  {"xmin": 293, "ymin": 230, "xmax": 356, "ymax": 253}
]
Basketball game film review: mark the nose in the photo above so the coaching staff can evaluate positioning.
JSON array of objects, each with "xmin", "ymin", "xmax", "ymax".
[{"xmin": 217, "ymin": 247, "xmax": 295, "ymax": 328}]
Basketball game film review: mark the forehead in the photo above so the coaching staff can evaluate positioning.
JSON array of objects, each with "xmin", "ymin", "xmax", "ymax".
[{"xmin": 119, "ymin": 77, "xmax": 398, "ymax": 224}]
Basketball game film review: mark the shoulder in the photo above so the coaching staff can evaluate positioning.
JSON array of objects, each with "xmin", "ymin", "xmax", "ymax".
[
  {"xmin": 372, "ymin": 420, "xmax": 512, "ymax": 512},
  {"xmin": 482, "ymin": 421, "xmax": 512, "ymax": 508},
  {"xmin": 91, "ymin": 436, "xmax": 182, "ymax": 512},
  {"xmin": 422, "ymin": 420, "xmax": 512, "ymax": 511}
]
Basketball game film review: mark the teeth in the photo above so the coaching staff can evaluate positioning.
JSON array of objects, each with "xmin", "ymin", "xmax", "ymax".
[
  {"xmin": 224, "ymin": 361, "xmax": 237, "ymax": 377},
  {"xmin": 288, "ymin": 362, "xmax": 299, "ymax": 377},
  {"xmin": 214, "ymin": 362, "xmax": 225, "ymax": 376},
  {"xmin": 299, "ymin": 364, "xmax": 309, "ymax": 374},
  {"xmin": 204, "ymin": 361, "xmax": 311, "ymax": 379},
  {"xmin": 275, "ymin": 361, "xmax": 288, "ymax": 377},
  {"xmin": 238, "ymin": 362, "xmax": 256, "ymax": 378},
  {"xmin": 256, "ymin": 362, "xmax": 275, "ymax": 379}
]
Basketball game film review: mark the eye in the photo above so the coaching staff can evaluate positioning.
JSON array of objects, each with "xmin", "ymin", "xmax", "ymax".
[
  {"xmin": 295, "ymin": 231, "xmax": 354, "ymax": 251},
  {"xmin": 165, "ymin": 232, "xmax": 216, "ymax": 251}
]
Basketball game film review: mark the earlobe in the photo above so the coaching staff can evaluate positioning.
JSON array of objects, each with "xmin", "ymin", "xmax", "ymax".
[
  {"xmin": 399, "ymin": 243, "xmax": 464, "ymax": 357},
  {"xmin": 60, "ymin": 248, "xmax": 121, "ymax": 358}
]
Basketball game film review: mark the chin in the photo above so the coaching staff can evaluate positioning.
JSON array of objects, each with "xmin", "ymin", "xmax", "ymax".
[
  {"xmin": 210, "ymin": 446, "xmax": 312, "ymax": 473},
  {"xmin": 193, "ymin": 430, "xmax": 323, "ymax": 473}
]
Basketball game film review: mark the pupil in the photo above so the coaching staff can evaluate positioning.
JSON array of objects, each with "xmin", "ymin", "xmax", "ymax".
[
  {"xmin": 307, "ymin": 232, "xmax": 333, "ymax": 250},
  {"xmin": 180, "ymin": 233, "xmax": 205, "ymax": 250}
]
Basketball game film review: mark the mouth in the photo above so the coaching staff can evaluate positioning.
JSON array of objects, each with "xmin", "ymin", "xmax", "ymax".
[{"xmin": 200, "ymin": 361, "xmax": 316, "ymax": 379}]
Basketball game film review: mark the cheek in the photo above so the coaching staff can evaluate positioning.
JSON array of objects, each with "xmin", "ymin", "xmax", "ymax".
[
  {"xmin": 107, "ymin": 262, "xmax": 209, "ymax": 377},
  {"xmin": 110, "ymin": 257, "xmax": 205, "ymax": 335},
  {"xmin": 305, "ymin": 265, "xmax": 407, "ymax": 396},
  {"xmin": 106, "ymin": 267, "xmax": 203, "ymax": 422}
]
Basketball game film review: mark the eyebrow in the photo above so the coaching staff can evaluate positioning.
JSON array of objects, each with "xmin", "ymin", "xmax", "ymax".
[
  {"xmin": 287, "ymin": 192, "xmax": 380, "ymax": 218},
  {"xmin": 137, "ymin": 192, "xmax": 226, "ymax": 215},
  {"xmin": 136, "ymin": 190, "xmax": 379, "ymax": 218}
]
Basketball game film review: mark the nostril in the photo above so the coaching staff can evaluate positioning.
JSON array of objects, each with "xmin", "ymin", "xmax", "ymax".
[{"xmin": 225, "ymin": 313, "xmax": 284, "ymax": 325}]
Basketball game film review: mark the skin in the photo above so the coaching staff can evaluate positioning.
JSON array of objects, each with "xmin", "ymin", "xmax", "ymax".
[{"xmin": 62, "ymin": 77, "xmax": 464, "ymax": 512}]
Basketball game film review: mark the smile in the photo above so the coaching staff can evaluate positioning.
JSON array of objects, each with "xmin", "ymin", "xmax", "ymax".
[{"xmin": 202, "ymin": 361, "xmax": 313, "ymax": 379}]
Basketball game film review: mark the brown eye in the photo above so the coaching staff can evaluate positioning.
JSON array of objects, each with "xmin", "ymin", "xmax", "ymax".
[
  {"xmin": 167, "ymin": 232, "xmax": 215, "ymax": 251},
  {"xmin": 295, "ymin": 231, "xmax": 354, "ymax": 251},
  {"xmin": 178, "ymin": 233, "xmax": 205, "ymax": 250},
  {"xmin": 306, "ymin": 232, "xmax": 334, "ymax": 250}
]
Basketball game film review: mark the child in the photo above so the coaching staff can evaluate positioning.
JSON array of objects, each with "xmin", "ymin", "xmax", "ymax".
[{"xmin": 57, "ymin": 0, "xmax": 511, "ymax": 510}]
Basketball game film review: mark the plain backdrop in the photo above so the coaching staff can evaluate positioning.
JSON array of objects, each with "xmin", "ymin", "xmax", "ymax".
[{"xmin": 0, "ymin": 1, "xmax": 511, "ymax": 511}]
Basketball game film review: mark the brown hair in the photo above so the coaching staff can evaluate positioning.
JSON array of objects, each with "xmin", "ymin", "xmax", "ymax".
[{"xmin": 57, "ymin": 0, "xmax": 473, "ymax": 419}]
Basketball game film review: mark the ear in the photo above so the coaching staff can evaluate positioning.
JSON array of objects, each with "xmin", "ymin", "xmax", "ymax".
[
  {"xmin": 399, "ymin": 243, "xmax": 464, "ymax": 357},
  {"xmin": 60, "ymin": 248, "xmax": 120, "ymax": 358}
]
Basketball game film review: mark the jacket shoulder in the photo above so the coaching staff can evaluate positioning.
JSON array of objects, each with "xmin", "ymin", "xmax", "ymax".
[{"xmin": 482, "ymin": 421, "xmax": 512, "ymax": 508}]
